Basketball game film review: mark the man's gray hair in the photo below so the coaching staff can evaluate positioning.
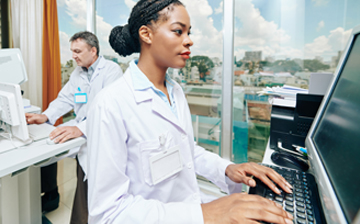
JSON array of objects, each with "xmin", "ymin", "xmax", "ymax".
[{"xmin": 70, "ymin": 31, "xmax": 100, "ymax": 56}]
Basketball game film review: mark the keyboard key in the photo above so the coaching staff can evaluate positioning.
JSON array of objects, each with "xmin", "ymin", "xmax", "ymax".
[
  {"xmin": 275, "ymin": 196, "xmax": 284, "ymax": 202},
  {"xmin": 296, "ymin": 207, "xmax": 305, "ymax": 213},
  {"xmin": 285, "ymin": 201, "xmax": 293, "ymax": 206},
  {"xmin": 297, "ymin": 213, "xmax": 306, "ymax": 219},
  {"xmin": 307, "ymin": 209, "xmax": 313, "ymax": 215},
  {"xmin": 296, "ymin": 202, "xmax": 305, "ymax": 207},
  {"xmin": 295, "ymin": 197, "xmax": 304, "ymax": 202},
  {"xmin": 306, "ymin": 204, "xmax": 313, "ymax": 209},
  {"xmin": 286, "ymin": 196, "xmax": 294, "ymax": 202},
  {"xmin": 308, "ymin": 215, "xmax": 314, "ymax": 222},
  {"xmin": 297, "ymin": 218, "xmax": 306, "ymax": 224},
  {"xmin": 285, "ymin": 206, "xmax": 294, "ymax": 213}
]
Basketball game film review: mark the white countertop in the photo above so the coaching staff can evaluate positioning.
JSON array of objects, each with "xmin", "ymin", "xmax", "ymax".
[{"xmin": 0, "ymin": 137, "xmax": 86, "ymax": 178}]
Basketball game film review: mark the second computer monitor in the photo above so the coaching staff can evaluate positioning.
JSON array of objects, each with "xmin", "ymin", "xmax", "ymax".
[{"xmin": 0, "ymin": 82, "xmax": 29, "ymax": 141}]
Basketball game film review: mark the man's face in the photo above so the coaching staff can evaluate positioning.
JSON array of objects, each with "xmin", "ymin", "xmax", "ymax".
[{"xmin": 70, "ymin": 38, "xmax": 97, "ymax": 69}]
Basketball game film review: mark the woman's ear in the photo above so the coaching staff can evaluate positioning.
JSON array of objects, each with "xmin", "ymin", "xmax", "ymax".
[{"xmin": 138, "ymin": 25, "xmax": 152, "ymax": 45}]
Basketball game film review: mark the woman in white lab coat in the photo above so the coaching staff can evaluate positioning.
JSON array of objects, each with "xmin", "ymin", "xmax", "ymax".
[{"xmin": 86, "ymin": 0, "xmax": 294, "ymax": 223}]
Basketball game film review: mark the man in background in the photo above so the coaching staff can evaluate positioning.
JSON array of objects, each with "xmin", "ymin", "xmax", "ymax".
[{"xmin": 26, "ymin": 31, "xmax": 123, "ymax": 224}]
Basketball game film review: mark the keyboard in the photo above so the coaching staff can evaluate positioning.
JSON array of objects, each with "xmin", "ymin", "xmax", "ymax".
[
  {"xmin": 249, "ymin": 164, "xmax": 325, "ymax": 224},
  {"xmin": 28, "ymin": 123, "xmax": 55, "ymax": 141}
]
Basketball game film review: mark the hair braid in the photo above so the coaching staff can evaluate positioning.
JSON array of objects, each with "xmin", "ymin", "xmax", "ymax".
[{"xmin": 109, "ymin": 0, "xmax": 184, "ymax": 57}]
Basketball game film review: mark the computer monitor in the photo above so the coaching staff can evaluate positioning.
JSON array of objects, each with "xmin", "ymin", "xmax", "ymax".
[
  {"xmin": 0, "ymin": 82, "xmax": 29, "ymax": 141},
  {"xmin": 306, "ymin": 25, "xmax": 360, "ymax": 223},
  {"xmin": 0, "ymin": 48, "xmax": 28, "ymax": 85}
]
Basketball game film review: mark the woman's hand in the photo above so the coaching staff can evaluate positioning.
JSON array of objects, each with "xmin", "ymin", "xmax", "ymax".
[
  {"xmin": 225, "ymin": 162, "xmax": 293, "ymax": 194},
  {"xmin": 201, "ymin": 193, "xmax": 293, "ymax": 224}
]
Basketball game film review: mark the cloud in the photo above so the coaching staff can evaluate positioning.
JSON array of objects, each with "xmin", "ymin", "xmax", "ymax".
[
  {"xmin": 181, "ymin": 0, "xmax": 223, "ymax": 58},
  {"xmin": 304, "ymin": 27, "xmax": 352, "ymax": 59},
  {"xmin": 60, "ymin": 0, "xmax": 120, "ymax": 62},
  {"xmin": 311, "ymin": 0, "xmax": 329, "ymax": 7},
  {"xmin": 59, "ymin": 31, "xmax": 72, "ymax": 64},
  {"xmin": 317, "ymin": 20, "xmax": 325, "ymax": 31},
  {"xmin": 233, "ymin": 0, "xmax": 292, "ymax": 60},
  {"xmin": 57, "ymin": 0, "xmax": 65, "ymax": 7},
  {"xmin": 124, "ymin": 0, "xmax": 136, "ymax": 9},
  {"xmin": 63, "ymin": 0, "xmax": 87, "ymax": 28},
  {"xmin": 214, "ymin": 1, "xmax": 223, "ymax": 14}
]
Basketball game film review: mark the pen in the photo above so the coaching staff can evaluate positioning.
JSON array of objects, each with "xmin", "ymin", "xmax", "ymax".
[{"xmin": 293, "ymin": 145, "xmax": 308, "ymax": 156}]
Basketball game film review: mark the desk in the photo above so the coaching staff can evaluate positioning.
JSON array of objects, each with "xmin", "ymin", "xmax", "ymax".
[
  {"xmin": 0, "ymin": 137, "xmax": 85, "ymax": 224},
  {"xmin": 262, "ymin": 139, "xmax": 312, "ymax": 173},
  {"xmin": 262, "ymin": 140, "xmax": 277, "ymax": 166}
]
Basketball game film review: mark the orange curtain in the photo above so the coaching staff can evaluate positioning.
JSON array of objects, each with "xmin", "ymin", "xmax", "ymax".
[{"xmin": 42, "ymin": 0, "xmax": 62, "ymax": 126}]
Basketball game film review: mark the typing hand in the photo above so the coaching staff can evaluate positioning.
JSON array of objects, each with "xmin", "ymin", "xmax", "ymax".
[
  {"xmin": 201, "ymin": 193, "xmax": 293, "ymax": 224},
  {"xmin": 225, "ymin": 162, "xmax": 293, "ymax": 194},
  {"xmin": 25, "ymin": 113, "xmax": 48, "ymax": 124},
  {"xmin": 49, "ymin": 126, "xmax": 83, "ymax": 144}
]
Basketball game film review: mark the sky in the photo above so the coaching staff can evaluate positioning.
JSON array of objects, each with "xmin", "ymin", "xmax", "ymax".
[{"xmin": 57, "ymin": 0, "xmax": 360, "ymax": 64}]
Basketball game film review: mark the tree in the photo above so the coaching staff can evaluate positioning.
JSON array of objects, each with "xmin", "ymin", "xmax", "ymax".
[
  {"xmin": 190, "ymin": 55, "xmax": 214, "ymax": 81},
  {"xmin": 268, "ymin": 60, "xmax": 302, "ymax": 74},
  {"xmin": 235, "ymin": 60, "xmax": 243, "ymax": 67},
  {"xmin": 303, "ymin": 59, "xmax": 330, "ymax": 72},
  {"xmin": 66, "ymin": 59, "xmax": 74, "ymax": 68}
]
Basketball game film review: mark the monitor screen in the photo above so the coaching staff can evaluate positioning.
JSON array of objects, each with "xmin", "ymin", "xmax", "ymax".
[
  {"xmin": 312, "ymin": 33, "xmax": 360, "ymax": 222},
  {"xmin": 0, "ymin": 48, "xmax": 28, "ymax": 85}
]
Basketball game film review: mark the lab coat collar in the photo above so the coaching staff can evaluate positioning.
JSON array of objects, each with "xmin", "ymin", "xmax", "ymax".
[
  {"xmin": 124, "ymin": 69, "xmax": 186, "ymax": 133},
  {"xmin": 79, "ymin": 56, "xmax": 106, "ymax": 83}
]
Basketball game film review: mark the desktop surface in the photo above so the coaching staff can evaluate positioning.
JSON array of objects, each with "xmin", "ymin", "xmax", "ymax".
[{"xmin": 0, "ymin": 137, "xmax": 85, "ymax": 178}]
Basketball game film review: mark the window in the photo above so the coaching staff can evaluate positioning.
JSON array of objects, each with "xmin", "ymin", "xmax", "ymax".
[
  {"xmin": 57, "ymin": 0, "xmax": 87, "ymax": 121},
  {"xmin": 233, "ymin": 0, "xmax": 360, "ymax": 163},
  {"xmin": 57, "ymin": 0, "xmax": 87, "ymax": 87},
  {"xmin": 95, "ymin": 0, "xmax": 226, "ymax": 159},
  {"xmin": 95, "ymin": 1, "xmax": 134, "ymax": 72}
]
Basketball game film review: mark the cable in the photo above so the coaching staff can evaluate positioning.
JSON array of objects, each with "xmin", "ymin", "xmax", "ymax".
[{"xmin": 0, "ymin": 123, "xmax": 18, "ymax": 149}]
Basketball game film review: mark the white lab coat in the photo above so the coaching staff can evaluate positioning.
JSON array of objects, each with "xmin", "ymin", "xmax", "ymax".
[
  {"xmin": 42, "ymin": 56, "xmax": 122, "ymax": 175},
  {"xmin": 87, "ymin": 66, "xmax": 241, "ymax": 223}
]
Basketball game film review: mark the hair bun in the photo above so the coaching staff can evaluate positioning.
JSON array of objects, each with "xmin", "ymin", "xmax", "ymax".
[{"xmin": 109, "ymin": 24, "xmax": 139, "ymax": 57}]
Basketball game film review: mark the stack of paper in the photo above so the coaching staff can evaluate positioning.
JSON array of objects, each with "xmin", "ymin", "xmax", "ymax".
[{"xmin": 257, "ymin": 85, "xmax": 308, "ymax": 108}]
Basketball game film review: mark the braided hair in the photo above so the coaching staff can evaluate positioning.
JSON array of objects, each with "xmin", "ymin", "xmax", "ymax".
[{"xmin": 109, "ymin": 0, "xmax": 184, "ymax": 57}]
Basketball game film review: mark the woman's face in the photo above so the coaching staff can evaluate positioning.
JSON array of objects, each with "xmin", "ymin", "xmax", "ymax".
[{"xmin": 149, "ymin": 5, "xmax": 193, "ymax": 69}]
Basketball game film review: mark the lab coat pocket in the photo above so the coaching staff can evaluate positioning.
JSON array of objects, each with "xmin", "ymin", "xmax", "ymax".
[{"xmin": 139, "ymin": 134, "xmax": 177, "ymax": 186}]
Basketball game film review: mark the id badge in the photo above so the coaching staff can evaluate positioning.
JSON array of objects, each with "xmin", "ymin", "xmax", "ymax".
[
  {"xmin": 149, "ymin": 145, "xmax": 183, "ymax": 185},
  {"xmin": 74, "ymin": 93, "xmax": 87, "ymax": 104}
]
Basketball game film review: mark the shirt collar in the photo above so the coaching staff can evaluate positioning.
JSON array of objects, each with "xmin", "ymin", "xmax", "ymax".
[
  {"xmin": 82, "ymin": 56, "xmax": 101, "ymax": 73},
  {"xmin": 130, "ymin": 59, "xmax": 175, "ymax": 91}
]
